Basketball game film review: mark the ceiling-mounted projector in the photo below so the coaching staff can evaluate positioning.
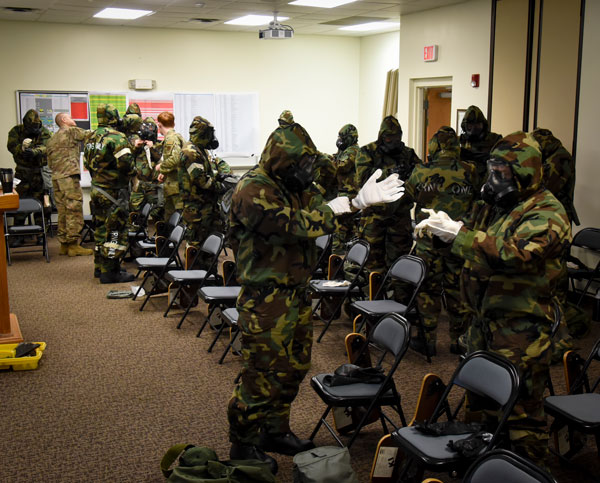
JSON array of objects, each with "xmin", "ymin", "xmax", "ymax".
[{"xmin": 259, "ymin": 16, "xmax": 294, "ymax": 39}]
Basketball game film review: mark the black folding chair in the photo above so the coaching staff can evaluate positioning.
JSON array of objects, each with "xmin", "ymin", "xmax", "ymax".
[
  {"xmin": 309, "ymin": 313, "xmax": 410, "ymax": 448},
  {"xmin": 127, "ymin": 202, "xmax": 152, "ymax": 248},
  {"xmin": 133, "ymin": 224, "xmax": 186, "ymax": 311},
  {"xmin": 392, "ymin": 351, "xmax": 520, "ymax": 481},
  {"xmin": 462, "ymin": 449, "xmax": 557, "ymax": 483},
  {"xmin": 137, "ymin": 211, "xmax": 182, "ymax": 255},
  {"xmin": 567, "ymin": 227, "xmax": 600, "ymax": 306},
  {"xmin": 4, "ymin": 197, "xmax": 49, "ymax": 265},
  {"xmin": 163, "ymin": 233, "xmax": 225, "ymax": 324},
  {"xmin": 349, "ymin": 255, "xmax": 429, "ymax": 360},
  {"xmin": 80, "ymin": 214, "xmax": 95, "ymax": 243},
  {"xmin": 215, "ymin": 307, "xmax": 240, "ymax": 364},
  {"xmin": 309, "ymin": 239, "xmax": 370, "ymax": 343},
  {"xmin": 312, "ymin": 234, "xmax": 332, "ymax": 280}
]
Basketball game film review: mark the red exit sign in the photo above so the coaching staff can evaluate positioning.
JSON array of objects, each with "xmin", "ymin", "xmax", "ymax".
[{"xmin": 424, "ymin": 45, "xmax": 438, "ymax": 62}]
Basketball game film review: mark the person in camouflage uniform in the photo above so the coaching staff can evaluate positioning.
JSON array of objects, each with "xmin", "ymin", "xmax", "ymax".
[
  {"xmin": 129, "ymin": 117, "xmax": 164, "ymax": 222},
  {"xmin": 156, "ymin": 112, "xmax": 185, "ymax": 222},
  {"xmin": 416, "ymin": 131, "xmax": 572, "ymax": 468},
  {"xmin": 178, "ymin": 116, "xmax": 222, "ymax": 247},
  {"xmin": 46, "ymin": 113, "xmax": 93, "ymax": 257},
  {"xmin": 332, "ymin": 123, "xmax": 360, "ymax": 255},
  {"xmin": 84, "ymin": 104, "xmax": 136, "ymax": 284},
  {"xmin": 7, "ymin": 109, "xmax": 52, "ymax": 228},
  {"xmin": 459, "ymin": 105, "xmax": 502, "ymax": 194},
  {"xmin": 404, "ymin": 126, "xmax": 477, "ymax": 355},
  {"xmin": 227, "ymin": 113, "xmax": 404, "ymax": 472},
  {"xmin": 356, "ymin": 115, "xmax": 420, "ymax": 274}
]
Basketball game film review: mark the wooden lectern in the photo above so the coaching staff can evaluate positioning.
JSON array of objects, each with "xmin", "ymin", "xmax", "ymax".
[{"xmin": 0, "ymin": 192, "xmax": 22, "ymax": 343}]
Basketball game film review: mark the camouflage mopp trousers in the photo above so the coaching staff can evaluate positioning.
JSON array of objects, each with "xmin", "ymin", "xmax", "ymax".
[
  {"xmin": 91, "ymin": 187, "xmax": 129, "ymax": 274},
  {"xmin": 52, "ymin": 175, "xmax": 84, "ymax": 245},
  {"xmin": 228, "ymin": 285, "xmax": 312, "ymax": 445}
]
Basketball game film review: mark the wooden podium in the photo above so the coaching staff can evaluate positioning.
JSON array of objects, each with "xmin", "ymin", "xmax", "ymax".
[{"xmin": 0, "ymin": 191, "xmax": 22, "ymax": 344}]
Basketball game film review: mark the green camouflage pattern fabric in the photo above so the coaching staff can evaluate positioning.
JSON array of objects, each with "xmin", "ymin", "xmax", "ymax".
[
  {"xmin": 126, "ymin": 103, "xmax": 141, "ymax": 116},
  {"xmin": 459, "ymin": 105, "xmax": 502, "ymax": 192},
  {"xmin": 314, "ymin": 152, "xmax": 337, "ymax": 200},
  {"xmin": 160, "ymin": 127, "xmax": 185, "ymax": 221},
  {"xmin": 228, "ymin": 119, "xmax": 340, "ymax": 445},
  {"xmin": 46, "ymin": 125, "xmax": 89, "ymax": 244},
  {"xmin": 451, "ymin": 131, "xmax": 572, "ymax": 466},
  {"xmin": 7, "ymin": 109, "xmax": 52, "ymax": 202},
  {"xmin": 531, "ymin": 128, "xmax": 579, "ymax": 225},
  {"xmin": 404, "ymin": 126, "xmax": 476, "ymax": 342},
  {"xmin": 355, "ymin": 116, "xmax": 419, "ymax": 273},
  {"xmin": 332, "ymin": 124, "xmax": 360, "ymax": 254},
  {"xmin": 84, "ymin": 104, "xmax": 135, "ymax": 274}
]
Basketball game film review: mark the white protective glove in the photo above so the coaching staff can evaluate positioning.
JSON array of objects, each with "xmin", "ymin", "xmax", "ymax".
[
  {"xmin": 327, "ymin": 196, "xmax": 352, "ymax": 215},
  {"xmin": 22, "ymin": 138, "xmax": 32, "ymax": 149},
  {"xmin": 414, "ymin": 208, "xmax": 463, "ymax": 242},
  {"xmin": 352, "ymin": 168, "xmax": 405, "ymax": 210}
]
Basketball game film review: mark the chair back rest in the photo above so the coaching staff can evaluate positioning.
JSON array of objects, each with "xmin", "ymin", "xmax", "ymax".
[
  {"xmin": 370, "ymin": 314, "xmax": 410, "ymax": 358},
  {"xmin": 572, "ymin": 227, "xmax": 600, "ymax": 252},
  {"xmin": 167, "ymin": 211, "xmax": 182, "ymax": 231},
  {"xmin": 346, "ymin": 239, "xmax": 370, "ymax": 268},
  {"xmin": 389, "ymin": 255, "xmax": 426, "ymax": 286},
  {"xmin": 168, "ymin": 224, "xmax": 185, "ymax": 245},
  {"xmin": 201, "ymin": 232, "xmax": 225, "ymax": 258},
  {"xmin": 453, "ymin": 351, "xmax": 519, "ymax": 407},
  {"xmin": 315, "ymin": 234, "xmax": 331, "ymax": 252},
  {"xmin": 463, "ymin": 449, "xmax": 557, "ymax": 483},
  {"xmin": 15, "ymin": 198, "xmax": 43, "ymax": 214},
  {"xmin": 139, "ymin": 202, "xmax": 152, "ymax": 222}
]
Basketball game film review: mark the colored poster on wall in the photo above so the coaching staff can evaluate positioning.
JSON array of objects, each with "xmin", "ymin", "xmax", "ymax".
[
  {"xmin": 89, "ymin": 93, "xmax": 127, "ymax": 129},
  {"xmin": 17, "ymin": 91, "xmax": 90, "ymax": 132},
  {"xmin": 129, "ymin": 95, "xmax": 174, "ymax": 140}
]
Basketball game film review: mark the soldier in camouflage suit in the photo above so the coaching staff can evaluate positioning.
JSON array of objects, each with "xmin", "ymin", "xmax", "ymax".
[
  {"xmin": 227, "ymin": 113, "xmax": 404, "ymax": 472},
  {"xmin": 7, "ymin": 109, "xmax": 52, "ymax": 228},
  {"xmin": 156, "ymin": 112, "xmax": 185, "ymax": 222},
  {"xmin": 356, "ymin": 115, "xmax": 420, "ymax": 274},
  {"xmin": 332, "ymin": 123, "xmax": 360, "ymax": 254},
  {"xmin": 416, "ymin": 131, "xmax": 572, "ymax": 467},
  {"xmin": 84, "ymin": 104, "xmax": 136, "ymax": 284},
  {"xmin": 130, "ymin": 117, "xmax": 164, "ymax": 222},
  {"xmin": 404, "ymin": 126, "xmax": 477, "ymax": 355},
  {"xmin": 460, "ymin": 105, "xmax": 502, "ymax": 193},
  {"xmin": 46, "ymin": 113, "xmax": 93, "ymax": 257},
  {"xmin": 178, "ymin": 116, "xmax": 221, "ymax": 247}
]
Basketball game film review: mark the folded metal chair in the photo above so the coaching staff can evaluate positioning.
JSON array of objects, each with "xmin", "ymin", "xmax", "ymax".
[{"xmin": 4, "ymin": 197, "xmax": 49, "ymax": 265}]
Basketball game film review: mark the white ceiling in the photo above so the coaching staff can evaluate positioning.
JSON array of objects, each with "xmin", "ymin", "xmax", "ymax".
[{"xmin": 0, "ymin": 0, "xmax": 467, "ymax": 36}]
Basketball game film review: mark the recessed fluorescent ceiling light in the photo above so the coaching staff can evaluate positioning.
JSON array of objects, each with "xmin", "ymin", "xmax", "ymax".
[
  {"xmin": 340, "ymin": 21, "xmax": 399, "ymax": 31},
  {"xmin": 94, "ymin": 8, "xmax": 153, "ymax": 20},
  {"xmin": 289, "ymin": 0, "xmax": 357, "ymax": 7},
  {"xmin": 226, "ymin": 14, "xmax": 289, "ymax": 26}
]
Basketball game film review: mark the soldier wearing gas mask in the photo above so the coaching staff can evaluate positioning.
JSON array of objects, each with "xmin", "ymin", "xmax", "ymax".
[
  {"xmin": 459, "ymin": 105, "xmax": 502, "ymax": 193},
  {"xmin": 332, "ymin": 123, "xmax": 360, "ymax": 254},
  {"xmin": 130, "ymin": 117, "xmax": 164, "ymax": 222},
  {"xmin": 156, "ymin": 111, "xmax": 185, "ymax": 222},
  {"xmin": 7, "ymin": 109, "xmax": 52, "ymax": 227},
  {"xmin": 226, "ymin": 111, "xmax": 403, "ymax": 474},
  {"xmin": 355, "ymin": 115, "xmax": 420, "ymax": 274},
  {"xmin": 416, "ymin": 132, "xmax": 572, "ymax": 468},
  {"xmin": 84, "ymin": 104, "xmax": 136, "ymax": 283},
  {"xmin": 178, "ymin": 116, "xmax": 222, "ymax": 247}
]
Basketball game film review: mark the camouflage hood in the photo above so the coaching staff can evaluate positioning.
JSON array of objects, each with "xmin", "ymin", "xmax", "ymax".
[
  {"xmin": 461, "ymin": 105, "xmax": 490, "ymax": 135},
  {"xmin": 427, "ymin": 126, "xmax": 460, "ymax": 162},
  {"xmin": 97, "ymin": 103, "xmax": 120, "ymax": 127},
  {"xmin": 189, "ymin": 115, "xmax": 214, "ymax": 148},
  {"xmin": 122, "ymin": 113, "xmax": 142, "ymax": 133},
  {"xmin": 278, "ymin": 110, "xmax": 295, "ymax": 128},
  {"xmin": 531, "ymin": 128, "xmax": 563, "ymax": 160},
  {"xmin": 338, "ymin": 123, "xmax": 358, "ymax": 146},
  {"xmin": 126, "ymin": 103, "xmax": 142, "ymax": 116},
  {"xmin": 490, "ymin": 131, "xmax": 542, "ymax": 199},
  {"xmin": 259, "ymin": 121, "xmax": 318, "ymax": 181},
  {"xmin": 22, "ymin": 109, "xmax": 42, "ymax": 131},
  {"xmin": 377, "ymin": 115, "xmax": 402, "ymax": 143}
]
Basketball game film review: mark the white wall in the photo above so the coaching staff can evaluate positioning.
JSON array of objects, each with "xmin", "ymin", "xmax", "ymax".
[
  {"xmin": 0, "ymin": 20, "xmax": 361, "ymax": 166},
  {"xmin": 358, "ymin": 31, "xmax": 400, "ymax": 143},
  {"xmin": 575, "ymin": 0, "xmax": 600, "ymax": 231},
  {"xmin": 398, "ymin": 0, "xmax": 492, "ymax": 149}
]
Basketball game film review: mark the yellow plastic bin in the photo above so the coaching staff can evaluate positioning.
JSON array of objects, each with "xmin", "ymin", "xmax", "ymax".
[{"xmin": 0, "ymin": 342, "xmax": 46, "ymax": 371}]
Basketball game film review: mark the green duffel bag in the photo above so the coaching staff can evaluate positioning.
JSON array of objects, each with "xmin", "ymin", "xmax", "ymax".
[
  {"xmin": 161, "ymin": 444, "xmax": 275, "ymax": 483},
  {"xmin": 293, "ymin": 446, "xmax": 359, "ymax": 483}
]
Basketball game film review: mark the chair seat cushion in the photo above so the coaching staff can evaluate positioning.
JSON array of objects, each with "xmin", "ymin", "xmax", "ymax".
[
  {"xmin": 351, "ymin": 300, "xmax": 408, "ymax": 317},
  {"xmin": 199, "ymin": 286, "xmax": 241, "ymax": 302},
  {"xmin": 392, "ymin": 426, "xmax": 474, "ymax": 463},
  {"xmin": 544, "ymin": 393, "xmax": 600, "ymax": 426},
  {"xmin": 128, "ymin": 231, "xmax": 147, "ymax": 239},
  {"xmin": 9, "ymin": 225, "xmax": 43, "ymax": 234},
  {"xmin": 309, "ymin": 279, "xmax": 362, "ymax": 294},
  {"xmin": 166, "ymin": 269, "xmax": 209, "ymax": 282},
  {"xmin": 311, "ymin": 373, "xmax": 395, "ymax": 403},
  {"xmin": 135, "ymin": 257, "xmax": 178, "ymax": 269},
  {"xmin": 137, "ymin": 240, "xmax": 156, "ymax": 250}
]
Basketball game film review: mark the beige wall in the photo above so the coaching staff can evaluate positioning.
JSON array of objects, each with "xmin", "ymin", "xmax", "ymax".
[
  {"xmin": 398, "ymin": 0, "xmax": 492, "ymax": 150},
  {"xmin": 0, "ymin": 20, "xmax": 361, "ymax": 166},
  {"xmin": 359, "ymin": 31, "xmax": 400, "ymax": 143},
  {"xmin": 574, "ymin": 0, "xmax": 600, "ymax": 231}
]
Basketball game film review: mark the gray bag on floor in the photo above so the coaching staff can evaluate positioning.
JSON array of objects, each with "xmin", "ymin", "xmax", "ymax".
[{"xmin": 292, "ymin": 446, "xmax": 359, "ymax": 483}]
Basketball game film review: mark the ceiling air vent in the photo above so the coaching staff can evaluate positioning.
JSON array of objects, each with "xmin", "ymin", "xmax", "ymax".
[{"xmin": 3, "ymin": 7, "xmax": 40, "ymax": 13}]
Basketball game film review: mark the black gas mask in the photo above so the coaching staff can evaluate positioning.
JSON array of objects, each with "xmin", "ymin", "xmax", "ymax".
[
  {"xmin": 26, "ymin": 123, "xmax": 42, "ymax": 137},
  {"xmin": 336, "ymin": 134, "xmax": 351, "ymax": 151},
  {"xmin": 481, "ymin": 158, "xmax": 519, "ymax": 209},
  {"xmin": 281, "ymin": 154, "xmax": 316, "ymax": 194},
  {"xmin": 206, "ymin": 127, "xmax": 219, "ymax": 150},
  {"xmin": 139, "ymin": 122, "xmax": 158, "ymax": 143},
  {"xmin": 463, "ymin": 121, "xmax": 484, "ymax": 141},
  {"xmin": 379, "ymin": 132, "xmax": 404, "ymax": 155}
]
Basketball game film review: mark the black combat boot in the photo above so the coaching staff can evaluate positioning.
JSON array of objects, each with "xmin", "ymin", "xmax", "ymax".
[
  {"xmin": 100, "ymin": 269, "xmax": 135, "ymax": 284},
  {"xmin": 409, "ymin": 337, "xmax": 437, "ymax": 357},
  {"xmin": 259, "ymin": 431, "xmax": 315, "ymax": 456},
  {"xmin": 230, "ymin": 443, "xmax": 278, "ymax": 475}
]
